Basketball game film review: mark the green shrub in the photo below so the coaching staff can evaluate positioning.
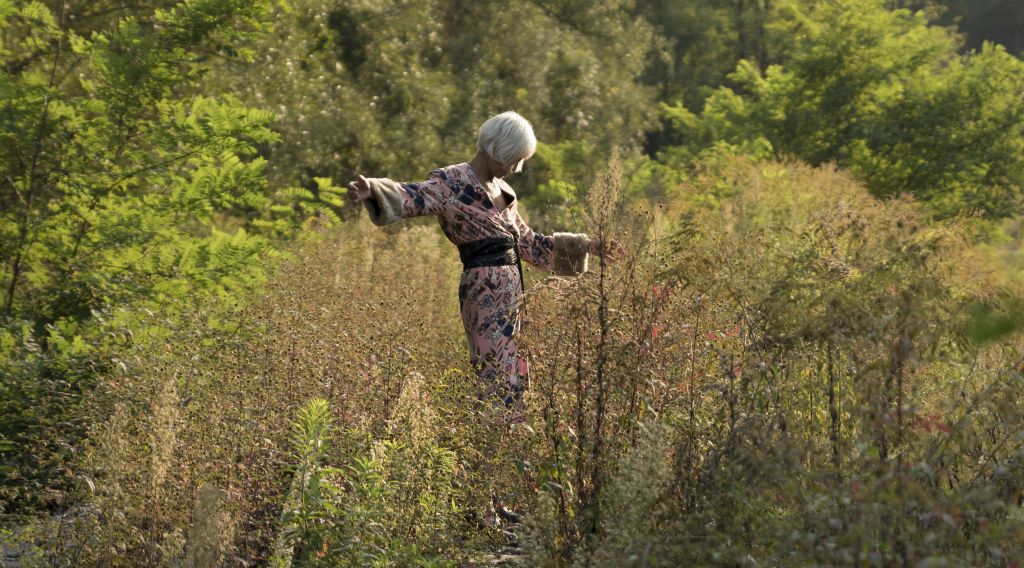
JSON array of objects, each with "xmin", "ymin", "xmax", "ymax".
[{"xmin": 518, "ymin": 152, "xmax": 1024, "ymax": 565}]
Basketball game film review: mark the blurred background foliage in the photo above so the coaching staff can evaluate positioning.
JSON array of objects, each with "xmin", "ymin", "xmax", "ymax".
[{"xmin": 1, "ymin": 0, "xmax": 1022, "ymax": 565}]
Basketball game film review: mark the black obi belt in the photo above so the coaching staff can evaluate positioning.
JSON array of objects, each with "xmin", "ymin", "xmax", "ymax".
[
  {"xmin": 458, "ymin": 235, "xmax": 525, "ymax": 291},
  {"xmin": 458, "ymin": 235, "xmax": 517, "ymax": 269}
]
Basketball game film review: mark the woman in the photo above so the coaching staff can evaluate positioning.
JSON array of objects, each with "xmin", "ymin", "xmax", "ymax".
[{"xmin": 346, "ymin": 111, "xmax": 622, "ymax": 420}]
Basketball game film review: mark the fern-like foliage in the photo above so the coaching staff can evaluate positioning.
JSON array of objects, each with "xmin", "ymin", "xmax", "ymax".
[{"xmin": 283, "ymin": 397, "xmax": 343, "ymax": 566}]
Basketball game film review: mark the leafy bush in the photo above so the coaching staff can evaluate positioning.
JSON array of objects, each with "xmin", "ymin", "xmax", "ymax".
[
  {"xmin": 517, "ymin": 151, "xmax": 1024, "ymax": 565},
  {"xmin": 281, "ymin": 377, "xmax": 463, "ymax": 566},
  {"xmin": 0, "ymin": 0, "xmax": 344, "ymax": 513}
]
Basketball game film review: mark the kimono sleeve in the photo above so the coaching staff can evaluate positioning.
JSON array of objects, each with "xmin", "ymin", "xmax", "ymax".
[
  {"xmin": 512, "ymin": 208, "xmax": 591, "ymax": 276},
  {"xmin": 362, "ymin": 169, "xmax": 451, "ymax": 226}
]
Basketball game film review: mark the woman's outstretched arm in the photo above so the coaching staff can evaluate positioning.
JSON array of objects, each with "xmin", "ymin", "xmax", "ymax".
[
  {"xmin": 512, "ymin": 207, "xmax": 625, "ymax": 276},
  {"xmin": 512, "ymin": 208, "xmax": 593, "ymax": 276},
  {"xmin": 348, "ymin": 169, "xmax": 452, "ymax": 226}
]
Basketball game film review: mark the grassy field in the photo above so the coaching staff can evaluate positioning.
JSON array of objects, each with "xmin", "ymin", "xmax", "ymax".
[{"xmin": 5, "ymin": 155, "xmax": 1021, "ymax": 566}]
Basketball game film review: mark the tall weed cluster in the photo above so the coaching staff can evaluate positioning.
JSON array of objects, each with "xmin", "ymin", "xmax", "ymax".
[
  {"xmin": 278, "ymin": 374, "xmax": 464, "ymax": 566},
  {"xmin": 517, "ymin": 154, "xmax": 1024, "ymax": 565},
  {"xmin": 19, "ymin": 215, "xmax": 472, "ymax": 565},
  {"xmin": 10, "ymin": 154, "xmax": 1022, "ymax": 567}
]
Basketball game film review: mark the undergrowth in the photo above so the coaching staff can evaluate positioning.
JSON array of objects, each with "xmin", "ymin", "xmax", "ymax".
[{"xmin": 7, "ymin": 154, "xmax": 1023, "ymax": 566}]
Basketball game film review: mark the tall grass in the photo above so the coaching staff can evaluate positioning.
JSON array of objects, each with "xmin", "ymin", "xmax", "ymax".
[
  {"xmin": 10, "ymin": 154, "xmax": 1022, "ymax": 566},
  {"xmin": 25, "ymin": 216, "xmax": 468, "ymax": 565},
  {"xmin": 519, "ymin": 154, "xmax": 1024, "ymax": 565}
]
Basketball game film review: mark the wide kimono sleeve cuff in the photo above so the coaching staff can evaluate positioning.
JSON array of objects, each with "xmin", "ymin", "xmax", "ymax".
[
  {"xmin": 552, "ymin": 232, "xmax": 591, "ymax": 276},
  {"xmin": 361, "ymin": 177, "xmax": 406, "ymax": 226}
]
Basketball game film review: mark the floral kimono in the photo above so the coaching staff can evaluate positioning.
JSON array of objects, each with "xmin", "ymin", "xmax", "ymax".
[{"xmin": 360, "ymin": 162, "xmax": 590, "ymax": 409}]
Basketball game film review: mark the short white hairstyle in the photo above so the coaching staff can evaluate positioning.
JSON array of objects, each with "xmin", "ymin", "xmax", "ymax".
[{"xmin": 476, "ymin": 111, "xmax": 537, "ymax": 173}]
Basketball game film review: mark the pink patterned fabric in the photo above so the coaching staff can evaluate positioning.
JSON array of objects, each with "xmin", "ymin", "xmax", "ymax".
[{"xmin": 380, "ymin": 162, "xmax": 557, "ymax": 406}]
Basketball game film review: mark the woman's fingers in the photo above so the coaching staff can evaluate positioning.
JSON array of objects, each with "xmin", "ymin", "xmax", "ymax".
[
  {"xmin": 590, "ymin": 238, "xmax": 625, "ymax": 262},
  {"xmin": 603, "ymin": 239, "xmax": 625, "ymax": 262},
  {"xmin": 347, "ymin": 175, "xmax": 371, "ymax": 202},
  {"xmin": 606, "ymin": 244, "xmax": 620, "ymax": 262},
  {"xmin": 610, "ymin": 239, "xmax": 626, "ymax": 260}
]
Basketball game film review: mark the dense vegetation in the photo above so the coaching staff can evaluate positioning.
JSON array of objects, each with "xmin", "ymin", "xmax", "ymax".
[{"xmin": 1, "ymin": 0, "xmax": 1022, "ymax": 565}]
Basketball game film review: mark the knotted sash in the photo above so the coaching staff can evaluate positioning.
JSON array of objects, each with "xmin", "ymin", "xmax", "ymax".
[{"xmin": 457, "ymin": 234, "xmax": 525, "ymax": 295}]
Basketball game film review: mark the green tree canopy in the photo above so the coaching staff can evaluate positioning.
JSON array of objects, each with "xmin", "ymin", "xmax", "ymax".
[
  {"xmin": 659, "ymin": 0, "xmax": 1024, "ymax": 219},
  {"xmin": 207, "ymin": 0, "xmax": 659, "ymax": 210}
]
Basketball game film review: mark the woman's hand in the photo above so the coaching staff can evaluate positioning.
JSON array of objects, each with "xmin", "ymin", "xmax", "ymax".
[
  {"xmin": 587, "ymin": 237, "xmax": 625, "ymax": 262},
  {"xmin": 347, "ymin": 175, "xmax": 371, "ymax": 204}
]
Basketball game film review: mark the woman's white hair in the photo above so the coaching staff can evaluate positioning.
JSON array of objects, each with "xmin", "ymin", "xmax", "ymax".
[{"xmin": 476, "ymin": 111, "xmax": 537, "ymax": 173}]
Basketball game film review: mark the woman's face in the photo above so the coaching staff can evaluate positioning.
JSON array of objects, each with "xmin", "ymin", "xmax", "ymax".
[{"xmin": 488, "ymin": 153, "xmax": 521, "ymax": 179}]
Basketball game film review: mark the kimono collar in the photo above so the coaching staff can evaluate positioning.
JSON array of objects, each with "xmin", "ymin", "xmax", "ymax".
[{"xmin": 462, "ymin": 162, "xmax": 517, "ymax": 211}]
